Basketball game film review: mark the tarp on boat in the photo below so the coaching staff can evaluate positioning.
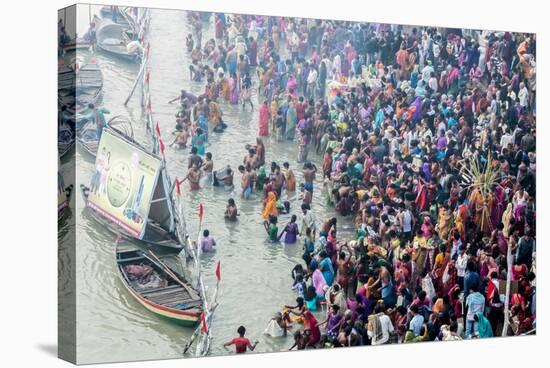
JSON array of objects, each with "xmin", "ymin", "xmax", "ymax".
[{"xmin": 87, "ymin": 129, "xmax": 161, "ymax": 238}]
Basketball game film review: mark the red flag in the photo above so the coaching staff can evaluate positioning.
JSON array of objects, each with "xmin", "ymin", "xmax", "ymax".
[
  {"xmin": 159, "ymin": 138, "xmax": 165, "ymax": 155},
  {"xmin": 155, "ymin": 121, "xmax": 161, "ymax": 137},
  {"xmin": 147, "ymin": 98, "xmax": 152, "ymax": 112},
  {"xmin": 199, "ymin": 204, "xmax": 204, "ymax": 224},
  {"xmin": 175, "ymin": 178, "xmax": 181, "ymax": 196},
  {"xmin": 215, "ymin": 261, "xmax": 221, "ymax": 281},
  {"xmin": 146, "ymin": 42, "xmax": 151, "ymax": 55},
  {"xmin": 201, "ymin": 312, "xmax": 208, "ymax": 333}
]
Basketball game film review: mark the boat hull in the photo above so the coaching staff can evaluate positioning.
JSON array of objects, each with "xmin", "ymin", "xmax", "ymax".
[{"xmin": 121, "ymin": 282, "xmax": 200, "ymax": 326}]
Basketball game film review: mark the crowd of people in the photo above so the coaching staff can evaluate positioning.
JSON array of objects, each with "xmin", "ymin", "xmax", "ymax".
[{"xmin": 178, "ymin": 11, "xmax": 536, "ymax": 353}]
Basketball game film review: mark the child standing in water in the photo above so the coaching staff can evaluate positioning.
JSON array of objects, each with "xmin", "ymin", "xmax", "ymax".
[{"xmin": 264, "ymin": 215, "xmax": 279, "ymax": 242}]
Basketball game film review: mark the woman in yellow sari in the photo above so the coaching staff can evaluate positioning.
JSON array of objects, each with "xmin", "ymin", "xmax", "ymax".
[
  {"xmin": 262, "ymin": 191, "xmax": 279, "ymax": 219},
  {"xmin": 435, "ymin": 205, "xmax": 453, "ymax": 241},
  {"xmin": 219, "ymin": 76, "xmax": 230, "ymax": 101},
  {"xmin": 453, "ymin": 203, "xmax": 468, "ymax": 240},
  {"xmin": 208, "ymin": 100, "xmax": 223, "ymax": 127}
]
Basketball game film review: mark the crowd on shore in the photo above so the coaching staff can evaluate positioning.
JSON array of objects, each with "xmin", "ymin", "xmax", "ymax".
[{"xmin": 178, "ymin": 11, "xmax": 536, "ymax": 353}]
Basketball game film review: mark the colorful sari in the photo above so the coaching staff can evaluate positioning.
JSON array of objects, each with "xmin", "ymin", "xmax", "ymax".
[
  {"xmin": 229, "ymin": 77, "xmax": 239, "ymax": 104},
  {"xmin": 286, "ymin": 105, "xmax": 297, "ymax": 139},
  {"xmin": 258, "ymin": 103, "xmax": 269, "ymax": 136},
  {"xmin": 262, "ymin": 191, "xmax": 278, "ymax": 219}
]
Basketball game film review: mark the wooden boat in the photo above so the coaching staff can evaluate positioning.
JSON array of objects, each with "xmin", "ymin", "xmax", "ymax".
[
  {"xmin": 99, "ymin": 5, "xmax": 130, "ymax": 26},
  {"xmin": 58, "ymin": 61, "xmax": 103, "ymax": 116},
  {"xmin": 58, "ymin": 122, "xmax": 75, "ymax": 158},
  {"xmin": 76, "ymin": 115, "xmax": 134, "ymax": 158},
  {"xmin": 58, "ymin": 150, "xmax": 72, "ymax": 219},
  {"xmin": 60, "ymin": 37, "xmax": 94, "ymax": 53},
  {"xmin": 95, "ymin": 15, "xmax": 140, "ymax": 63},
  {"xmin": 58, "ymin": 184, "xmax": 73, "ymax": 220},
  {"xmin": 116, "ymin": 243, "xmax": 201, "ymax": 326}
]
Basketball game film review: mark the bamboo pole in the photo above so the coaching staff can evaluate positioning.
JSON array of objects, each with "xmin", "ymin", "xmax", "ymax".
[{"xmin": 124, "ymin": 56, "xmax": 147, "ymax": 106}]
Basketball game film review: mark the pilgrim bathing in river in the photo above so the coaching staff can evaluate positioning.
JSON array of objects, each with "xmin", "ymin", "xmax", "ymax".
[{"xmin": 169, "ymin": 10, "xmax": 535, "ymax": 354}]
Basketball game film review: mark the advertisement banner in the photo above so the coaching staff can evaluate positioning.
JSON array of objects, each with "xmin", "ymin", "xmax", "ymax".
[{"xmin": 88, "ymin": 129, "xmax": 161, "ymax": 238}]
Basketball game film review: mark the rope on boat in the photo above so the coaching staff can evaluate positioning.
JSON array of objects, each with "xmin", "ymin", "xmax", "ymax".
[{"xmin": 136, "ymin": 10, "xmax": 218, "ymax": 357}]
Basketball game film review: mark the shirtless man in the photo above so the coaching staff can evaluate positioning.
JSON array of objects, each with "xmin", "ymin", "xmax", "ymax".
[
  {"xmin": 369, "ymin": 263, "xmax": 393, "ymax": 304},
  {"xmin": 188, "ymin": 146, "xmax": 203, "ymax": 169},
  {"xmin": 224, "ymin": 198, "xmax": 238, "ymax": 221},
  {"xmin": 299, "ymin": 184, "xmax": 312, "ymax": 206},
  {"xmin": 320, "ymin": 217, "xmax": 337, "ymax": 239},
  {"xmin": 201, "ymin": 152, "xmax": 214, "ymax": 182},
  {"xmin": 239, "ymin": 165, "xmax": 253, "ymax": 199},
  {"xmin": 170, "ymin": 128, "xmax": 188, "ymax": 149},
  {"xmin": 184, "ymin": 163, "xmax": 201, "ymax": 190},
  {"xmin": 336, "ymin": 243, "xmax": 353, "ymax": 293},
  {"xmin": 193, "ymin": 97, "xmax": 209, "ymax": 121},
  {"xmin": 303, "ymin": 162, "xmax": 317, "ymax": 193},
  {"xmin": 272, "ymin": 165, "xmax": 286, "ymax": 197},
  {"xmin": 223, "ymin": 168, "xmax": 234, "ymax": 190},
  {"xmin": 243, "ymin": 148, "xmax": 256, "ymax": 168}
]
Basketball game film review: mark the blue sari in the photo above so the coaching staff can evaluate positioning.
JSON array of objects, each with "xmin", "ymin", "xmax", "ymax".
[{"xmin": 319, "ymin": 257, "xmax": 334, "ymax": 286}]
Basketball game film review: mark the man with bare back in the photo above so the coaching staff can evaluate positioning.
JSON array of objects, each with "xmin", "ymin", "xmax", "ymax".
[{"xmin": 239, "ymin": 165, "xmax": 253, "ymax": 199}]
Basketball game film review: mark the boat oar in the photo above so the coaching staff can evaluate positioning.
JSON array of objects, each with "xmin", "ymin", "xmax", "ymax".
[{"xmin": 144, "ymin": 250, "xmax": 199, "ymax": 299}]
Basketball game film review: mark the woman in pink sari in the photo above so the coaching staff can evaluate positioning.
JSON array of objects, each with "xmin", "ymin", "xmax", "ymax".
[
  {"xmin": 229, "ymin": 73, "xmax": 239, "ymax": 105},
  {"xmin": 258, "ymin": 100, "xmax": 269, "ymax": 136}
]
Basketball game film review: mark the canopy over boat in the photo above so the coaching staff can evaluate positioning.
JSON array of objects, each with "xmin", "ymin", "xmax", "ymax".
[{"xmin": 77, "ymin": 115, "xmax": 134, "ymax": 158}]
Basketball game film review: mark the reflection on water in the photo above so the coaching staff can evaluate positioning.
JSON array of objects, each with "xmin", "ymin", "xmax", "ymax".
[{"xmin": 71, "ymin": 6, "xmax": 355, "ymax": 363}]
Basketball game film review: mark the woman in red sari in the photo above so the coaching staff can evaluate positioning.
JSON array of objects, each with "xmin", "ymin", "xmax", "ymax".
[
  {"xmin": 303, "ymin": 310, "xmax": 321, "ymax": 347},
  {"xmin": 258, "ymin": 100, "xmax": 269, "ymax": 136}
]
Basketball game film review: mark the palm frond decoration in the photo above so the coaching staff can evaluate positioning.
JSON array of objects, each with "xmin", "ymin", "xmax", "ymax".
[{"xmin": 458, "ymin": 151, "xmax": 501, "ymax": 233}]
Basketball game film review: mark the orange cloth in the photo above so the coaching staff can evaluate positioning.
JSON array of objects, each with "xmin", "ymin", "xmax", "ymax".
[{"xmin": 262, "ymin": 191, "xmax": 278, "ymax": 219}]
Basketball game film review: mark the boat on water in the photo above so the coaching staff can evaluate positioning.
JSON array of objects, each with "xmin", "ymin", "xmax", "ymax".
[
  {"xmin": 58, "ymin": 153, "xmax": 73, "ymax": 220},
  {"xmin": 77, "ymin": 115, "xmax": 134, "ymax": 158},
  {"xmin": 58, "ymin": 60, "xmax": 103, "ymax": 116},
  {"xmin": 94, "ymin": 15, "xmax": 141, "ymax": 63},
  {"xmin": 58, "ymin": 122, "xmax": 75, "ymax": 158},
  {"xmin": 116, "ymin": 243, "xmax": 202, "ymax": 326},
  {"xmin": 99, "ymin": 5, "xmax": 132, "ymax": 26},
  {"xmin": 80, "ymin": 127, "xmax": 185, "ymax": 252},
  {"xmin": 60, "ymin": 37, "xmax": 94, "ymax": 53},
  {"xmin": 58, "ymin": 185, "xmax": 73, "ymax": 220}
]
